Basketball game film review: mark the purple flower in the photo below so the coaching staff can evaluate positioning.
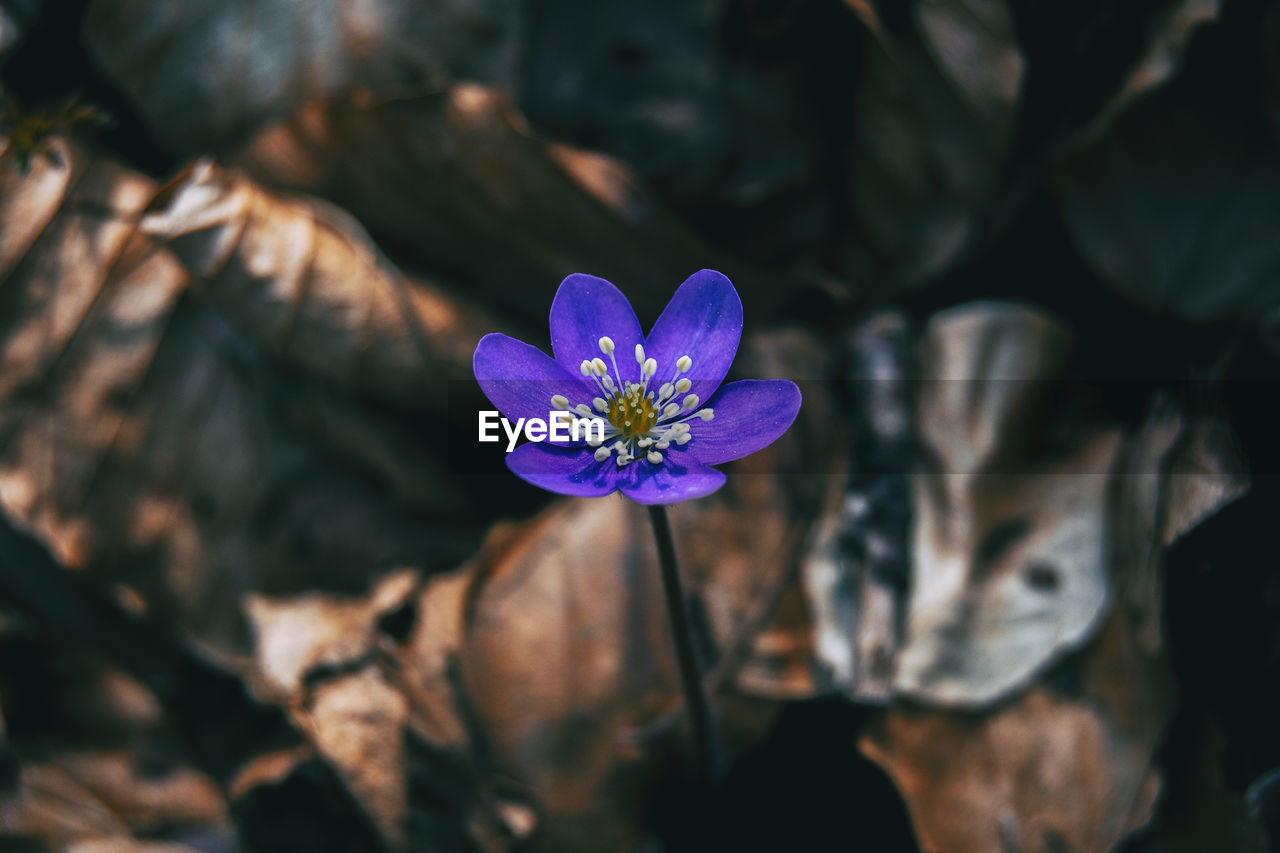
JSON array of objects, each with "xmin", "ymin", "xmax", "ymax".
[{"xmin": 473, "ymin": 270, "xmax": 801, "ymax": 504}]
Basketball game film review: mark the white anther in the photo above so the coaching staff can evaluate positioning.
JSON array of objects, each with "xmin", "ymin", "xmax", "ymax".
[
  {"xmin": 682, "ymin": 394, "xmax": 699, "ymax": 410},
  {"xmin": 696, "ymin": 408, "xmax": 714, "ymax": 421},
  {"xmin": 635, "ymin": 343, "xmax": 646, "ymax": 364},
  {"xmin": 599, "ymin": 336, "xmax": 615, "ymax": 354},
  {"xmin": 663, "ymin": 403, "xmax": 680, "ymax": 418},
  {"xmin": 676, "ymin": 432, "xmax": 692, "ymax": 445},
  {"xmin": 574, "ymin": 405, "xmax": 591, "ymax": 417},
  {"xmin": 674, "ymin": 378, "xmax": 692, "ymax": 394},
  {"xmin": 593, "ymin": 397, "xmax": 608, "ymax": 413},
  {"xmin": 676, "ymin": 356, "xmax": 692, "ymax": 374},
  {"xmin": 602, "ymin": 376, "xmax": 616, "ymax": 392},
  {"xmin": 673, "ymin": 423, "xmax": 690, "ymax": 433},
  {"xmin": 647, "ymin": 450, "xmax": 663, "ymax": 465},
  {"xmin": 616, "ymin": 455, "xmax": 630, "ymax": 468},
  {"xmin": 658, "ymin": 382, "xmax": 674, "ymax": 400},
  {"xmin": 592, "ymin": 357, "xmax": 608, "ymax": 376},
  {"xmin": 643, "ymin": 358, "xmax": 657, "ymax": 378},
  {"xmin": 638, "ymin": 438, "xmax": 653, "ymax": 448},
  {"xmin": 580, "ymin": 360, "xmax": 592, "ymax": 376},
  {"xmin": 594, "ymin": 446, "xmax": 611, "ymax": 461},
  {"xmin": 655, "ymin": 441, "xmax": 670, "ymax": 450},
  {"xmin": 588, "ymin": 436, "xmax": 604, "ymax": 447},
  {"xmin": 551, "ymin": 394, "xmax": 570, "ymax": 410},
  {"xmin": 612, "ymin": 441, "xmax": 626, "ymax": 452}
]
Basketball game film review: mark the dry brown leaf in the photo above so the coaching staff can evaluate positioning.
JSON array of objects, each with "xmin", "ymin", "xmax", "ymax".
[
  {"xmin": 44, "ymin": 751, "xmax": 226, "ymax": 837},
  {"xmin": 66, "ymin": 841, "xmax": 205, "ymax": 853},
  {"xmin": 863, "ymin": 604, "xmax": 1173, "ymax": 852},
  {"xmin": 1159, "ymin": 410, "xmax": 1249, "ymax": 548},
  {"xmin": 140, "ymin": 157, "xmax": 493, "ymax": 410},
  {"xmin": 847, "ymin": 307, "xmax": 1252, "ymax": 852},
  {"xmin": 7, "ymin": 762, "xmax": 133, "ymax": 844},
  {"xmin": 802, "ymin": 304, "xmax": 1251, "ymax": 713},
  {"xmin": 229, "ymin": 85, "xmax": 754, "ymax": 326},
  {"xmin": 0, "ymin": 138, "xmax": 483, "ymax": 664},
  {"xmin": 450, "ymin": 493, "xmax": 804, "ymax": 850},
  {"xmin": 895, "ymin": 303, "xmax": 1122, "ymax": 707},
  {"xmin": 304, "ymin": 668, "xmax": 410, "ymax": 849},
  {"xmin": 244, "ymin": 569, "xmax": 418, "ymax": 705},
  {"xmin": 1110, "ymin": 393, "xmax": 1249, "ymax": 656}
]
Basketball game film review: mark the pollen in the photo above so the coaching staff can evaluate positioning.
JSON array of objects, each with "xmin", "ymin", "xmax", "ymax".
[{"xmin": 607, "ymin": 385, "xmax": 659, "ymax": 440}]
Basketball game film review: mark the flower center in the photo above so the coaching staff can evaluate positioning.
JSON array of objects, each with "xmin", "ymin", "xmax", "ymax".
[
  {"xmin": 607, "ymin": 385, "xmax": 659, "ymax": 439},
  {"xmin": 549, "ymin": 337, "xmax": 715, "ymax": 467}
]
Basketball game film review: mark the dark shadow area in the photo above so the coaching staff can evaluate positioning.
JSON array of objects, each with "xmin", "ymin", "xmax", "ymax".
[{"xmin": 650, "ymin": 698, "xmax": 919, "ymax": 852}]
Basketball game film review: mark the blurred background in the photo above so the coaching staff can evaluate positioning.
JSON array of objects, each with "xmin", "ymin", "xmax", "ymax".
[{"xmin": 2, "ymin": 0, "xmax": 1280, "ymax": 850}]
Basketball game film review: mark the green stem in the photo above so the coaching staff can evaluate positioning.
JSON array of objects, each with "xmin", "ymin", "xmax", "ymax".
[{"xmin": 647, "ymin": 504, "xmax": 717, "ymax": 781}]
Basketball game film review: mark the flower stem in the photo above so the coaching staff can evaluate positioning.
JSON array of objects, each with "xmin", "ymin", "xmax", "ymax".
[{"xmin": 647, "ymin": 504, "xmax": 717, "ymax": 782}]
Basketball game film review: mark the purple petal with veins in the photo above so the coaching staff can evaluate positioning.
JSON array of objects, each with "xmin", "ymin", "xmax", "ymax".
[
  {"xmin": 682, "ymin": 380, "xmax": 802, "ymax": 466},
  {"xmin": 506, "ymin": 442, "xmax": 620, "ymax": 498},
  {"xmin": 642, "ymin": 269, "xmax": 742, "ymax": 407}
]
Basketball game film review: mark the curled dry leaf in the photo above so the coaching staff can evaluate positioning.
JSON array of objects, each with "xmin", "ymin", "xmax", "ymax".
[
  {"xmin": 852, "ymin": 306, "xmax": 1249, "ymax": 851},
  {"xmin": 229, "ymin": 85, "xmax": 749, "ymax": 325},
  {"xmin": 895, "ymin": 302, "xmax": 1122, "ymax": 707},
  {"xmin": 862, "ymin": 607, "xmax": 1174, "ymax": 853},
  {"xmin": 1110, "ymin": 393, "xmax": 1249, "ymax": 655},
  {"xmin": 803, "ymin": 305, "xmax": 1252, "ymax": 711},
  {"xmin": 0, "ymin": 137, "xmax": 484, "ymax": 662},
  {"xmin": 139, "ymin": 155, "xmax": 495, "ymax": 410},
  {"xmin": 36, "ymin": 751, "xmax": 226, "ymax": 837},
  {"xmin": 244, "ymin": 569, "xmax": 419, "ymax": 705},
  {"xmin": 7, "ymin": 761, "xmax": 135, "ymax": 843}
]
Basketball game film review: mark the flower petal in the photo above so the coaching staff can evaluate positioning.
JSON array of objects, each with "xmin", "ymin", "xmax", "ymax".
[
  {"xmin": 549, "ymin": 273, "xmax": 644, "ymax": 384},
  {"xmin": 642, "ymin": 269, "xmax": 743, "ymax": 405},
  {"xmin": 474, "ymin": 332, "xmax": 596, "ymax": 423},
  {"xmin": 616, "ymin": 448, "xmax": 727, "ymax": 505},
  {"xmin": 683, "ymin": 379, "xmax": 801, "ymax": 465},
  {"xmin": 506, "ymin": 442, "xmax": 620, "ymax": 498}
]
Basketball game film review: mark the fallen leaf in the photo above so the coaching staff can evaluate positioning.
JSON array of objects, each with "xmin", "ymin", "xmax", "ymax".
[
  {"xmin": 896, "ymin": 302, "xmax": 1121, "ymax": 707},
  {"xmin": 1057, "ymin": 98, "xmax": 1280, "ymax": 322},
  {"xmin": 844, "ymin": 0, "xmax": 1023, "ymax": 287},
  {"xmin": 82, "ymin": 0, "xmax": 521, "ymax": 153},
  {"xmin": 228, "ymin": 86, "xmax": 756, "ymax": 325}
]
